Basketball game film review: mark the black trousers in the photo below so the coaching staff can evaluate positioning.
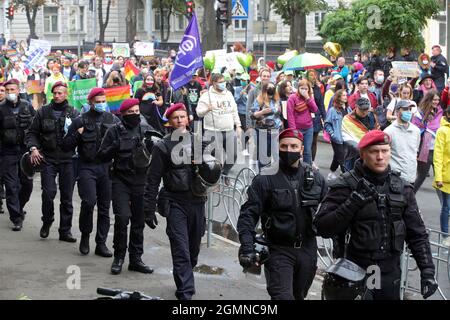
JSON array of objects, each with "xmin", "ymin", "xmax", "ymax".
[
  {"xmin": 264, "ymin": 242, "xmax": 318, "ymax": 300},
  {"xmin": 112, "ymin": 178, "xmax": 145, "ymax": 261},
  {"xmin": 414, "ymin": 150, "xmax": 434, "ymax": 194},
  {"xmin": 78, "ymin": 162, "xmax": 111, "ymax": 244},
  {"xmin": 166, "ymin": 201, "xmax": 206, "ymax": 300},
  {"xmin": 330, "ymin": 142, "xmax": 346, "ymax": 172},
  {"xmin": 362, "ymin": 262, "xmax": 401, "ymax": 300},
  {"xmin": 2, "ymin": 153, "xmax": 33, "ymax": 224},
  {"xmin": 41, "ymin": 161, "xmax": 74, "ymax": 234}
]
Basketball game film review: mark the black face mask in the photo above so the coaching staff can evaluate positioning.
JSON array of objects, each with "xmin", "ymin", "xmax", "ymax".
[
  {"xmin": 150, "ymin": 65, "xmax": 157, "ymax": 71},
  {"xmin": 267, "ymin": 88, "xmax": 275, "ymax": 96},
  {"xmin": 279, "ymin": 151, "xmax": 301, "ymax": 167},
  {"xmin": 122, "ymin": 114, "xmax": 141, "ymax": 128}
]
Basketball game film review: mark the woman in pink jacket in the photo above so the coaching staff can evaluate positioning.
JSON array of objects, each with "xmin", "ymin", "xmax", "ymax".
[{"xmin": 287, "ymin": 79, "xmax": 318, "ymax": 164}]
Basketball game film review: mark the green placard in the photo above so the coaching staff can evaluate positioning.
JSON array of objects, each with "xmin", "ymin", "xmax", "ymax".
[{"xmin": 68, "ymin": 78, "xmax": 97, "ymax": 111}]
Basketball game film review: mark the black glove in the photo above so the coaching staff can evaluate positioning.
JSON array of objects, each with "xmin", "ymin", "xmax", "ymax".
[
  {"xmin": 421, "ymin": 277, "xmax": 438, "ymax": 299},
  {"xmin": 239, "ymin": 252, "xmax": 257, "ymax": 269},
  {"xmin": 349, "ymin": 178, "xmax": 378, "ymax": 206},
  {"xmin": 145, "ymin": 213, "xmax": 158, "ymax": 229}
]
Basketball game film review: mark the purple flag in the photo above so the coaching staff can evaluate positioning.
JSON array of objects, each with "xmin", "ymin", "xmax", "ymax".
[{"xmin": 169, "ymin": 13, "xmax": 204, "ymax": 91}]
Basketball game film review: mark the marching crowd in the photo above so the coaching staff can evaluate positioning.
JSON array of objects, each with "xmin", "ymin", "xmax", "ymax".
[{"xmin": 0, "ymin": 39, "xmax": 449, "ymax": 300}]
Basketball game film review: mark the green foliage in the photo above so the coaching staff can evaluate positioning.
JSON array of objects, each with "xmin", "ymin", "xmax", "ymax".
[
  {"xmin": 319, "ymin": 0, "xmax": 441, "ymax": 52},
  {"xmin": 271, "ymin": 0, "xmax": 328, "ymax": 25}
]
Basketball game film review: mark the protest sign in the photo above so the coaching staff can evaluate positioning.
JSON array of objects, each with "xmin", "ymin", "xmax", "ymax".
[
  {"xmin": 391, "ymin": 61, "xmax": 420, "ymax": 78},
  {"xmin": 113, "ymin": 43, "xmax": 130, "ymax": 57},
  {"xmin": 26, "ymin": 80, "xmax": 44, "ymax": 94},
  {"xmin": 68, "ymin": 78, "xmax": 97, "ymax": 111},
  {"xmin": 134, "ymin": 42, "xmax": 154, "ymax": 56},
  {"xmin": 29, "ymin": 39, "xmax": 51, "ymax": 56}
]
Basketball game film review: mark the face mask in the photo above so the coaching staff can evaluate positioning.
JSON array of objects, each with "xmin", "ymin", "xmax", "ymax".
[
  {"xmin": 6, "ymin": 93, "xmax": 17, "ymax": 102},
  {"xmin": 240, "ymin": 80, "xmax": 248, "ymax": 87},
  {"xmin": 141, "ymin": 68, "xmax": 149, "ymax": 74},
  {"xmin": 94, "ymin": 102, "xmax": 108, "ymax": 113},
  {"xmin": 122, "ymin": 113, "xmax": 141, "ymax": 127},
  {"xmin": 105, "ymin": 58, "xmax": 112, "ymax": 63},
  {"xmin": 368, "ymin": 86, "xmax": 376, "ymax": 93},
  {"xmin": 236, "ymin": 75, "xmax": 242, "ymax": 80},
  {"xmin": 146, "ymin": 81, "xmax": 154, "ymax": 87},
  {"xmin": 391, "ymin": 84, "xmax": 398, "ymax": 93},
  {"xmin": 400, "ymin": 110, "xmax": 412, "ymax": 123},
  {"xmin": 376, "ymin": 76, "xmax": 384, "ymax": 84},
  {"xmin": 216, "ymin": 82, "xmax": 226, "ymax": 91},
  {"xmin": 354, "ymin": 55, "xmax": 359, "ymax": 61},
  {"xmin": 279, "ymin": 151, "xmax": 301, "ymax": 167},
  {"xmin": 267, "ymin": 87, "xmax": 275, "ymax": 96}
]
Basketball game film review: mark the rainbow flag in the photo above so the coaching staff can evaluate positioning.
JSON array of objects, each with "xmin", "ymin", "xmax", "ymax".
[
  {"xmin": 341, "ymin": 114, "xmax": 370, "ymax": 143},
  {"xmin": 105, "ymin": 85, "xmax": 131, "ymax": 114},
  {"xmin": 124, "ymin": 60, "xmax": 140, "ymax": 82}
]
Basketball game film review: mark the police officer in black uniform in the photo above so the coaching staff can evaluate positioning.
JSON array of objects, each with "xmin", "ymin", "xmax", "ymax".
[
  {"xmin": 314, "ymin": 130, "xmax": 438, "ymax": 300},
  {"xmin": 62, "ymin": 87, "xmax": 121, "ymax": 256},
  {"xmin": 97, "ymin": 98, "xmax": 154, "ymax": 275},
  {"xmin": 0, "ymin": 79, "xmax": 35, "ymax": 230},
  {"xmin": 0, "ymin": 81, "xmax": 5, "ymax": 215},
  {"xmin": 144, "ymin": 103, "xmax": 215, "ymax": 300},
  {"xmin": 237, "ymin": 128, "xmax": 327, "ymax": 300},
  {"xmin": 26, "ymin": 81, "xmax": 80, "ymax": 242}
]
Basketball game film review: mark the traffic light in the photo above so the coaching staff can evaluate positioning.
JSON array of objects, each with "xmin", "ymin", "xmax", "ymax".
[
  {"xmin": 7, "ymin": 6, "xmax": 14, "ymax": 20},
  {"xmin": 186, "ymin": 1, "xmax": 194, "ymax": 18},
  {"xmin": 216, "ymin": 0, "xmax": 232, "ymax": 26}
]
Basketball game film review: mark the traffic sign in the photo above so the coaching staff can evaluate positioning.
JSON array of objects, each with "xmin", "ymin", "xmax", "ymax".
[{"xmin": 232, "ymin": 0, "xmax": 248, "ymax": 20}]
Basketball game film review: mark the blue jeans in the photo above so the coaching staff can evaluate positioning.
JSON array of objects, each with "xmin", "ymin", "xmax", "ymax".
[
  {"xmin": 300, "ymin": 127, "xmax": 314, "ymax": 165},
  {"xmin": 440, "ymin": 191, "xmax": 450, "ymax": 235},
  {"xmin": 256, "ymin": 128, "xmax": 279, "ymax": 171}
]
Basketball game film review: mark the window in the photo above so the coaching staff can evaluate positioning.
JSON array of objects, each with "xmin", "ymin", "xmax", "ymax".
[
  {"xmin": 136, "ymin": 0, "xmax": 145, "ymax": 31},
  {"xmin": 154, "ymin": 10, "xmax": 169, "ymax": 31},
  {"xmin": 68, "ymin": 6, "xmax": 85, "ymax": 32},
  {"xmin": 44, "ymin": 6, "xmax": 59, "ymax": 33},
  {"xmin": 315, "ymin": 12, "xmax": 326, "ymax": 30},
  {"xmin": 439, "ymin": 22, "xmax": 446, "ymax": 47},
  {"xmin": 176, "ymin": 14, "xmax": 187, "ymax": 31},
  {"xmin": 233, "ymin": 19, "xmax": 247, "ymax": 30}
]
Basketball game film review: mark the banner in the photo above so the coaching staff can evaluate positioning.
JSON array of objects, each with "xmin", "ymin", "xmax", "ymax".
[
  {"xmin": 68, "ymin": 78, "xmax": 97, "ymax": 111},
  {"xmin": 105, "ymin": 85, "xmax": 131, "ymax": 113},
  {"xmin": 134, "ymin": 42, "xmax": 154, "ymax": 56},
  {"xmin": 29, "ymin": 39, "xmax": 51, "ymax": 56},
  {"xmin": 24, "ymin": 47, "xmax": 46, "ymax": 70},
  {"xmin": 26, "ymin": 80, "xmax": 43, "ymax": 94},
  {"xmin": 169, "ymin": 13, "xmax": 204, "ymax": 91},
  {"xmin": 113, "ymin": 43, "xmax": 131, "ymax": 58},
  {"xmin": 391, "ymin": 61, "xmax": 420, "ymax": 78}
]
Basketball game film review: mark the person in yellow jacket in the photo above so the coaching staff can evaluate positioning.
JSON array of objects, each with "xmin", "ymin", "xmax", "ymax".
[
  {"xmin": 433, "ymin": 106, "xmax": 450, "ymax": 246},
  {"xmin": 44, "ymin": 63, "xmax": 68, "ymax": 103}
]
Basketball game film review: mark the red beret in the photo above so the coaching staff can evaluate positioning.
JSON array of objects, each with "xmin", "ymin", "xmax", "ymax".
[
  {"xmin": 279, "ymin": 128, "xmax": 304, "ymax": 142},
  {"xmin": 165, "ymin": 103, "xmax": 187, "ymax": 119},
  {"xmin": 4, "ymin": 79, "xmax": 20, "ymax": 87},
  {"xmin": 119, "ymin": 98, "xmax": 140, "ymax": 113},
  {"xmin": 87, "ymin": 87, "xmax": 106, "ymax": 101},
  {"xmin": 51, "ymin": 81, "xmax": 68, "ymax": 93},
  {"xmin": 358, "ymin": 130, "xmax": 391, "ymax": 150},
  {"xmin": 266, "ymin": 61, "xmax": 275, "ymax": 70}
]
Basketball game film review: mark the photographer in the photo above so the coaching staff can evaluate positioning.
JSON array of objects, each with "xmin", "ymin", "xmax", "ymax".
[
  {"xmin": 237, "ymin": 128, "xmax": 327, "ymax": 300},
  {"xmin": 314, "ymin": 130, "xmax": 437, "ymax": 300}
]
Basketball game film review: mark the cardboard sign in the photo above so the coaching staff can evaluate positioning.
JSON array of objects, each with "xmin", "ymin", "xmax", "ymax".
[
  {"xmin": 391, "ymin": 61, "xmax": 420, "ymax": 78},
  {"xmin": 29, "ymin": 39, "xmax": 51, "ymax": 56},
  {"xmin": 134, "ymin": 42, "xmax": 154, "ymax": 56},
  {"xmin": 26, "ymin": 80, "xmax": 44, "ymax": 94},
  {"xmin": 113, "ymin": 43, "xmax": 130, "ymax": 58}
]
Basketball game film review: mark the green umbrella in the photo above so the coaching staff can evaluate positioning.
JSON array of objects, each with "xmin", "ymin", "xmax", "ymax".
[{"xmin": 283, "ymin": 53, "xmax": 333, "ymax": 71}]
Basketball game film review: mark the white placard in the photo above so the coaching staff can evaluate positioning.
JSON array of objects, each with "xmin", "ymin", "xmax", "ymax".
[
  {"xmin": 134, "ymin": 42, "xmax": 154, "ymax": 56},
  {"xmin": 113, "ymin": 43, "xmax": 130, "ymax": 57}
]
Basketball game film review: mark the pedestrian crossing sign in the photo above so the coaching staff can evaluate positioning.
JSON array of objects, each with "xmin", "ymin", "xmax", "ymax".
[{"xmin": 232, "ymin": 0, "xmax": 248, "ymax": 20}]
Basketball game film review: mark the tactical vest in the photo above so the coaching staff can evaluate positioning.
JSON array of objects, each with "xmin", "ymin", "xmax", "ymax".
[
  {"xmin": 40, "ymin": 104, "xmax": 78, "ymax": 151},
  {"xmin": 337, "ymin": 170, "xmax": 408, "ymax": 261},
  {"xmin": 0, "ymin": 101, "xmax": 33, "ymax": 146},
  {"xmin": 113, "ymin": 122, "xmax": 151, "ymax": 173},
  {"xmin": 262, "ymin": 164, "xmax": 323, "ymax": 246},
  {"xmin": 158, "ymin": 134, "xmax": 194, "ymax": 193},
  {"xmin": 79, "ymin": 112, "xmax": 115, "ymax": 163}
]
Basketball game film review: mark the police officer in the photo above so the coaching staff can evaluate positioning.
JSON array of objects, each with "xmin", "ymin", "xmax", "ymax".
[
  {"xmin": 97, "ymin": 98, "xmax": 154, "ymax": 275},
  {"xmin": 0, "ymin": 81, "xmax": 8, "ymax": 215},
  {"xmin": 237, "ymin": 128, "xmax": 327, "ymax": 300},
  {"xmin": 0, "ymin": 79, "xmax": 35, "ymax": 230},
  {"xmin": 26, "ymin": 81, "xmax": 80, "ymax": 242},
  {"xmin": 62, "ymin": 88, "xmax": 121, "ymax": 256},
  {"xmin": 314, "ymin": 130, "xmax": 438, "ymax": 300},
  {"xmin": 144, "ymin": 103, "xmax": 213, "ymax": 300}
]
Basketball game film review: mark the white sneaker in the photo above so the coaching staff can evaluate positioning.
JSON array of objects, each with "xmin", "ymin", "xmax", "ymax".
[
  {"xmin": 442, "ymin": 237, "xmax": 450, "ymax": 247},
  {"xmin": 327, "ymin": 171, "xmax": 338, "ymax": 181}
]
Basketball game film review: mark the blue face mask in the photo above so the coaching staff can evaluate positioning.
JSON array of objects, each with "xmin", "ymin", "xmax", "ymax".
[
  {"xmin": 216, "ymin": 82, "xmax": 227, "ymax": 91},
  {"xmin": 400, "ymin": 110, "xmax": 412, "ymax": 123},
  {"xmin": 368, "ymin": 86, "xmax": 376, "ymax": 93},
  {"xmin": 94, "ymin": 102, "xmax": 108, "ymax": 113},
  {"xmin": 104, "ymin": 57, "xmax": 112, "ymax": 63},
  {"xmin": 240, "ymin": 80, "xmax": 248, "ymax": 87}
]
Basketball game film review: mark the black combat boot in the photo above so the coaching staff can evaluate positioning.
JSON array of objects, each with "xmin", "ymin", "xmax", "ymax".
[
  {"xmin": 111, "ymin": 257, "xmax": 124, "ymax": 275},
  {"xmin": 79, "ymin": 233, "xmax": 90, "ymax": 255}
]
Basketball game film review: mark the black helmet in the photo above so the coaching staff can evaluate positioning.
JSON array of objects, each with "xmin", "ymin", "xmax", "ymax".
[
  {"xmin": 20, "ymin": 152, "xmax": 44, "ymax": 180},
  {"xmin": 191, "ymin": 154, "xmax": 222, "ymax": 196},
  {"xmin": 322, "ymin": 258, "xmax": 367, "ymax": 300}
]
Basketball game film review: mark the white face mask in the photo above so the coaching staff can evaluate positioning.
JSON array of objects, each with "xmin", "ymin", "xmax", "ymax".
[{"xmin": 6, "ymin": 93, "xmax": 17, "ymax": 102}]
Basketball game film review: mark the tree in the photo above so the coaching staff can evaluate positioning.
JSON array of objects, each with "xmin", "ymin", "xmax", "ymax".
[
  {"xmin": 153, "ymin": 0, "xmax": 186, "ymax": 43},
  {"xmin": 198, "ymin": 0, "xmax": 223, "ymax": 52},
  {"xmin": 98, "ymin": 0, "xmax": 113, "ymax": 43},
  {"xmin": 126, "ymin": 0, "xmax": 138, "ymax": 44},
  {"xmin": 320, "ymin": 0, "xmax": 441, "ymax": 53},
  {"xmin": 271, "ymin": 0, "xmax": 327, "ymax": 52},
  {"xmin": 12, "ymin": 0, "xmax": 60, "ymax": 39}
]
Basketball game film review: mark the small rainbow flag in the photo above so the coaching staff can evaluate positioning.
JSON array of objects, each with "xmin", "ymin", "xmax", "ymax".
[
  {"xmin": 105, "ymin": 85, "xmax": 131, "ymax": 114},
  {"xmin": 124, "ymin": 60, "xmax": 140, "ymax": 82}
]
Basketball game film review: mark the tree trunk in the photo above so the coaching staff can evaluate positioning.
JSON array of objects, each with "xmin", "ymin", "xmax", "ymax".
[
  {"xmin": 98, "ymin": 0, "xmax": 112, "ymax": 43},
  {"xmin": 200, "ymin": 0, "xmax": 222, "ymax": 52},
  {"xmin": 162, "ymin": 7, "xmax": 172, "ymax": 43},
  {"xmin": 126, "ymin": 0, "xmax": 138, "ymax": 44},
  {"xmin": 289, "ymin": 10, "xmax": 307, "ymax": 52},
  {"xmin": 25, "ymin": 5, "xmax": 38, "ymax": 39}
]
